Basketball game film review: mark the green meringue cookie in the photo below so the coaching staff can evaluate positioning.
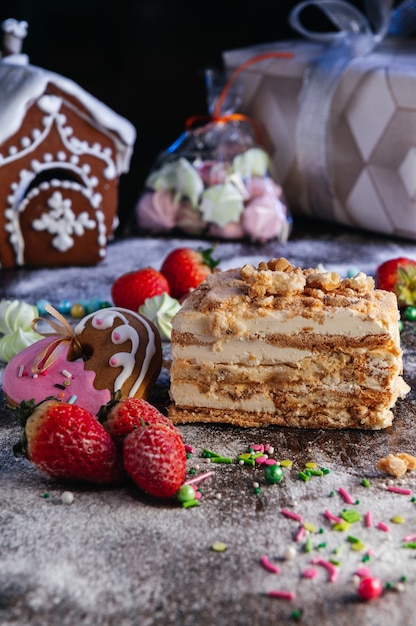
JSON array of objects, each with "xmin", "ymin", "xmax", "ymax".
[
  {"xmin": 139, "ymin": 293, "xmax": 181, "ymax": 341},
  {"xmin": 200, "ymin": 182, "xmax": 245, "ymax": 227},
  {"xmin": 232, "ymin": 147, "xmax": 270, "ymax": 178},
  {"xmin": 146, "ymin": 157, "xmax": 204, "ymax": 208},
  {"xmin": 0, "ymin": 299, "xmax": 40, "ymax": 334}
]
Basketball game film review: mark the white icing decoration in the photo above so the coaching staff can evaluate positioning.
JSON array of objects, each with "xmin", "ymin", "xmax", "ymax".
[
  {"xmin": 32, "ymin": 191, "xmax": 96, "ymax": 252},
  {"xmin": 37, "ymin": 94, "xmax": 62, "ymax": 114},
  {"xmin": 75, "ymin": 308, "xmax": 157, "ymax": 396},
  {"xmin": 0, "ymin": 55, "xmax": 135, "ymax": 173}
]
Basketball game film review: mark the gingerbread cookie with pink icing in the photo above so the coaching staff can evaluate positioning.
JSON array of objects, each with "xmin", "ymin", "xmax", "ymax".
[
  {"xmin": 3, "ymin": 307, "xmax": 162, "ymax": 414},
  {"xmin": 3, "ymin": 336, "xmax": 111, "ymax": 414}
]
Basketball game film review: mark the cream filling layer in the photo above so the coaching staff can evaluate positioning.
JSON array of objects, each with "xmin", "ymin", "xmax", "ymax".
[
  {"xmin": 170, "ymin": 381, "xmax": 399, "ymax": 414},
  {"xmin": 170, "ymin": 376, "xmax": 409, "ymax": 414},
  {"xmin": 171, "ymin": 340, "xmax": 400, "ymax": 368},
  {"xmin": 173, "ymin": 307, "xmax": 398, "ymax": 340}
]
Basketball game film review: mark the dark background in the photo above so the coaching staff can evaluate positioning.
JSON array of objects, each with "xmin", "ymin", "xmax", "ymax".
[{"xmin": 0, "ymin": 0, "xmax": 402, "ymax": 232}]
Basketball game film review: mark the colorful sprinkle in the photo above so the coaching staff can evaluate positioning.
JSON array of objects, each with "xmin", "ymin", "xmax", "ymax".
[
  {"xmin": 341, "ymin": 509, "xmax": 362, "ymax": 523},
  {"xmin": 377, "ymin": 521, "xmax": 391, "ymax": 532},
  {"xmin": 310, "ymin": 557, "xmax": 338, "ymax": 582},
  {"xmin": 324, "ymin": 509, "xmax": 342, "ymax": 524},
  {"xmin": 211, "ymin": 541, "xmax": 227, "ymax": 552},
  {"xmin": 260, "ymin": 554, "xmax": 281, "ymax": 574},
  {"xmin": 338, "ymin": 487, "xmax": 354, "ymax": 504},
  {"xmin": 302, "ymin": 567, "xmax": 318, "ymax": 579},
  {"xmin": 267, "ymin": 590, "xmax": 296, "ymax": 600},
  {"xmin": 182, "ymin": 499, "xmax": 200, "ymax": 509},
  {"xmin": 365, "ymin": 511, "xmax": 373, "ymax": 528},
  {"xmin": 184, "ymin": 471, "xmax": 213, "ymax": 486},
  {"xmin": 387, "ymin": 485, "xmax": 412, "ymax": 496},
  {"xmin": 281, "ymin": 508, "xmax": 303, "ymax": 522}
]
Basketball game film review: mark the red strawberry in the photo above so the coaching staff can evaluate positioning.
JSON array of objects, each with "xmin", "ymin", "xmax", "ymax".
[
  {"xmin": 123, "ymin": 422, "xmax": 186, "ymax": 499},
  {"xmin": 160, "ymin": 246, "xmax": 220, "ymax": 300},
  {"xmin": 375, "ymin": 257, "xmax": 416, "ymax": 307},
  {"xmin": 99, "ymin": 397, "xmax": 178, "ymax": 449},
  {"xmin": 13, "ymin": 399, "xmax": 123, "ymax": 485},
  {"xmin": 111, "ymin": 267, "xmax": 170, "ymax": 311}
]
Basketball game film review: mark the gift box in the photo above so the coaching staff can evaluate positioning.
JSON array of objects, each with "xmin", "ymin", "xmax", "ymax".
[{"xmin": 223, "ymin": 33, "xmax": 416, "ymax": 239}]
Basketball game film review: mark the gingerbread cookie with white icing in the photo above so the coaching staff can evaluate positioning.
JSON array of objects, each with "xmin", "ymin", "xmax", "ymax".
[{"xmin": 68, "ymin": 308, "xmax": 162, "ymax": 402}]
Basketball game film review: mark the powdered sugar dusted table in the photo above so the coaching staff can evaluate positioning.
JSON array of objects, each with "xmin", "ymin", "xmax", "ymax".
[{"xmin": 1, "ymin": 218, "xmax": 416, "ymax": 626}]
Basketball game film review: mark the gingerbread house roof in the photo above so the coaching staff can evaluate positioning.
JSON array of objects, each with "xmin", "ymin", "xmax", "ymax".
[{"xmin": 0, "ymin": 53, "xmax": 136, "ymax": 173}]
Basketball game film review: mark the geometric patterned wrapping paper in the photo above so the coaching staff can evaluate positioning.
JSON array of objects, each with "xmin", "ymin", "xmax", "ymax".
[{"xmin": 223, "ymin": 38, "xmax": 416, "ymax": 239}]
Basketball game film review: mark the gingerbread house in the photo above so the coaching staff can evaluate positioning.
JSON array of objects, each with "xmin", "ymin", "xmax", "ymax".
[{"xmin": 0, "ymin": 19, "xmax": 136, "ymax": 268}]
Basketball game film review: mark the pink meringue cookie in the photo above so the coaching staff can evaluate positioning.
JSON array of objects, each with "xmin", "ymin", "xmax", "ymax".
[
  {"xmin": 244, "ymin": 176, "xmax": 283, "ymax": 199},
  {"xmin": 136, "ymin": 189, "xmax": 179, "ymax": 232},
  {"xmin": 242, "ymin": 192, "xmax": 290, "ymax": 243}
]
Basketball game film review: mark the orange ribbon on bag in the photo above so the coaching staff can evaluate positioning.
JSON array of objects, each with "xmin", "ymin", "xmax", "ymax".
[{"xmin": 184, "ymin": 51, "xmax": 294, "ymax": 145}]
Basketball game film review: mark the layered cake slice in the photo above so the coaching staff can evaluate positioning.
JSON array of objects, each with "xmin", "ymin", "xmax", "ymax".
[{"xmin": 168, "ymin": 258, "xmax": 410, "ymax": 429}]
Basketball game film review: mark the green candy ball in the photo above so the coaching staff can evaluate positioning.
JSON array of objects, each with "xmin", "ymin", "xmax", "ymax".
[
  {"xmin": 264, "ymin": 463, "xmax": 284, "ymax": 484},
  {"xmin": 404, "ymin": 306, "xmax": 416, "ymax": 321},
  {"xmin": 177, "ymin": 484, "xmax": 196, "ymax": 502}
]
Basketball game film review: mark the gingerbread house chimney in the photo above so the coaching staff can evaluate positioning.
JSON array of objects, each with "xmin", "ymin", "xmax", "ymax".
[{"xmin": 1, "ymin": 18, "xmax": 28, "ymax": 57}]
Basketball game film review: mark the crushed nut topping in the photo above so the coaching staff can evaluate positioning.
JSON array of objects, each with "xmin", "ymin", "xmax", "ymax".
[{"xmin": 239, "ymin": 258, "xmax": 374, "ymax": 301}]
